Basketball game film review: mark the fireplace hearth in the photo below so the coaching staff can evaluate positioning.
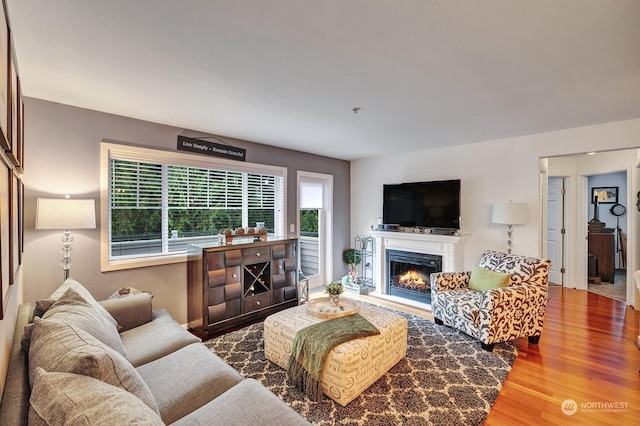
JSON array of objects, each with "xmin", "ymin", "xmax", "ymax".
[{"xmin": 385, "ymin": 250, "xmax": 442, "ymax": 304}]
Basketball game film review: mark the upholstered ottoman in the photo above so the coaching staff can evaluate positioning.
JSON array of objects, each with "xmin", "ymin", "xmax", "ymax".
[{"xmin": 264, "ymin": 301, "xmax": 408, "ymax": 406}]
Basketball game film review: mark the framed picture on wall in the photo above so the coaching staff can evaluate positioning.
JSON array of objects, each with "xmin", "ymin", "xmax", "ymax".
[
  {"xmin": 0, "ymin": 157, "xmax": 10, "ymax": 319},
  {"xmin": 591, "ymin": 186, "xmax": 618, "ymax": 204},
  {"xmin": 7, "ymin": 49, "xmax": 19, "ymax": 167},
  {"xmin": 18, "ymin": 179, "xmax": 23, "ymax": 265},
  {"xmin": 9, "ymin": 170, "xmax": 19, "ymax": 284},
  {"xmin": 17, "ymin": 84, "xmax": 23, "ymax": 172},
  {"xmin": 0, "ymin": 9, "xmax": 9, "ymax": 151}
]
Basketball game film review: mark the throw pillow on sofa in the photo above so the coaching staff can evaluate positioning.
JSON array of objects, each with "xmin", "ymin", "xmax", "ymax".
[
  {"xmin": 41, "ymin": 287, "xmax": 126, "ymax": 356},
  {"xmin": 49, "ymin": 277, "xmax": 119, "ymax": 329},
  {"xmin": 29, "ymin": 368, "xmax": 164, "ymax": 426},
  {"xmin": 20, "ymin": 300, "xmax": 56, "ymax": 352},
  {"xmin": 33, "ymin": 298, "xmax": 55, "ymax": 318},
  {"xmin": 28, "ymin": 317, "xmax": 159, "ymax": 414}
]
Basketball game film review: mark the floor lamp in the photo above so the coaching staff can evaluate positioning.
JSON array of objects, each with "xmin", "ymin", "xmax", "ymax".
[
  {"xmin": 35, "ymin": 197, "xmax": 96, "ymax": 280},
  {"xmin": 492, "ymin": 201, "xmax": 528, "ymax": 254}
]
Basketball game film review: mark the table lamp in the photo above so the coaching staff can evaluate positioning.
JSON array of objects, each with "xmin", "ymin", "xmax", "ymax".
[
  {"xmin": 492, "ymin": 201, "xmax": 528, "ymax": 254},
  {"xmin": 35, "ymin": 197, "xmax": 96, "ymax": 280}
]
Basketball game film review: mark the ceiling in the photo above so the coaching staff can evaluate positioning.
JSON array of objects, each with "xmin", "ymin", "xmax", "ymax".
[{"xmin": 6, "ymin": 1, "xmax": 640, "ymax": 161}]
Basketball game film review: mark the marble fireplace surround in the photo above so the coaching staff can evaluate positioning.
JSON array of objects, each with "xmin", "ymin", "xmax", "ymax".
[{"xmin": 369, "ymin": 230, "xmax": 470, "ymax": 308}]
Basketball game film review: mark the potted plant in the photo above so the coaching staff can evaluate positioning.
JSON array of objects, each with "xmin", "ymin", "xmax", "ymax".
[
  {"xmin": 325, "ymin": 281, "xmax": 344, "ymax": 307},
  {"xmin": 342, "ymin": 248, "xmax": 362, "ymax": 273},
  {"xmin": 342, "ymin": 248, "xmax": 363, "ymax": 290}
]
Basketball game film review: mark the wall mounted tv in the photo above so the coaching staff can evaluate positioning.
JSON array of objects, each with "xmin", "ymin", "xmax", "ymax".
[{"xmin": 383, "ymin": 179, "xmax": 461, "ymax": 230}]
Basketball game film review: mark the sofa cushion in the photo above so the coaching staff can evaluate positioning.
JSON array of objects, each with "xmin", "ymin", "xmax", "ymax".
[
  {"xmin": 42, "ymin": 287, "xmax": 126, "ymax": 356},
  {"xmin": 120, "ymin": 309, "xmax": 200, "ymax": 367},
  {"xmin": 28, "ymin": 317, "xmax": 159, "ymax": 414},
  {"xmin": 136, "ymin": 342, "xmax": 243, "ymax": 424},
  {"xmin": 0, "ymin": 304, "xmax": 34, "ymax": 426},
  {"xmin": 28, "ymin": 368, "xmax": 163, "ymax": 426},
  {"xmin": 468, "ymin": 265, "xmax": 511, "ymax": 291},
  {"xmin": 173, "ymin": 379, "xmax": 311, "ymax": 426},
  {"xmin": 50, "ymin": 277, "xmax": 119, "ymax": 329},
  {"xmin": 99, "ymin": 293, "xmax": 153, "ymax": 332}
]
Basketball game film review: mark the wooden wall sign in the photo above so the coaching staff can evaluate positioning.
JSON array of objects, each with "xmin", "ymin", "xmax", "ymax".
[{"xmin": 177, "ymin": 135, "xmax": 246, "ymax": 162}]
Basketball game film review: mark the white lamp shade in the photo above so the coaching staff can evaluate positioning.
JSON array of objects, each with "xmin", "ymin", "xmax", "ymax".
[
  {"xmin": 36, "ymin": 198, "xmax": 96, "ymax": 230},
  {"xmin": 492, "ymin": 202, "xmax": 528, "ymax": 225}
]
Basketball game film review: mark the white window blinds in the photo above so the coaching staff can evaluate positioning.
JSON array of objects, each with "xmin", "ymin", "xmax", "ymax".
[{"xmin": 103, "ymin": 142, "xmax": 286, "ymax": 268}]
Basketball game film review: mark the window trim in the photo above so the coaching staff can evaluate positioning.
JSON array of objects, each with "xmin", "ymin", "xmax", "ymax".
[{"xmin": 100, "ymin": 141, "xmax": 287, "ymax": 271}]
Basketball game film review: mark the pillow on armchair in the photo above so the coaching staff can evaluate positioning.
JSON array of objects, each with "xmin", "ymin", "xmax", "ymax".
[{"xmin": 468, "ymin": 266, "xmax": 511, "ymax": 291}]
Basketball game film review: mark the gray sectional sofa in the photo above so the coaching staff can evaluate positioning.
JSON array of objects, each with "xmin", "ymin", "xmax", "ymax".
[{"xmin": 0, "ymin": 278, "xmax": 310, "ymax": 425}]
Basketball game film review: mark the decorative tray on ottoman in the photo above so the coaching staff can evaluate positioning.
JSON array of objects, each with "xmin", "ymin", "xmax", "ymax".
[{"xmin": 306, "ymin": 297, "xmax": 358, "ymax": 319}]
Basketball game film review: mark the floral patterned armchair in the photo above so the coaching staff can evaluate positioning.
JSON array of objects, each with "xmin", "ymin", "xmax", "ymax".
[{"xmin": 430, "ymin": 250, "xmax": 552, "ymax": 351}]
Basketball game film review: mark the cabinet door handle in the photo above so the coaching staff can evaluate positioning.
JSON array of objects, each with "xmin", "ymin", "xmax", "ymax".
[
  {"xmin": 256, "ymin": 301, "xmax": 261, "ymax": 306},
  {"xmin": 256, "ymin": 252, "xmax": 261, "ymax": 256},
  {"xmin": 232, "ymin": 274, "xmax": 237, "ymax": 278}
]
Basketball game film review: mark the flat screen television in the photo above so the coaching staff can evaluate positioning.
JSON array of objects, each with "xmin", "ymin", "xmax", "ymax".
[{"xmin": 383, "ymin": 179, "xmax": 461, "ymax": 230}]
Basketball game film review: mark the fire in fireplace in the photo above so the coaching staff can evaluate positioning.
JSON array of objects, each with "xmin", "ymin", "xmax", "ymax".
[
  {"xmin": 397, "ymin": 270, "xmax": 428, "ymax": 290},
  {"xmin": 386, "ymin": 250, "xmax": 442, "ymax": 304}
]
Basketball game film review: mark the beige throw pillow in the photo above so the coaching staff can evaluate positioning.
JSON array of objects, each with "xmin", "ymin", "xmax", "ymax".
[
  {"xmin": 42, "ymin": 287, "xmax": 126, "ymax": 356},
  {"xmin": 28, "ymin": 317, "xmax": 159, "ymax": 414},
  {"xmin": 29, "ymin": 368, "xmax": 164, "ymax": 426},
  {"xmin": 50, "ymin": 277, "xmax": 119, "ymax": 329}
]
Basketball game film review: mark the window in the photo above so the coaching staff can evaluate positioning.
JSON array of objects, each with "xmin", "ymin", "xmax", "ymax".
[{"xmin": 101, "ymin": 142, "xmax": 286, "ymax": 271}]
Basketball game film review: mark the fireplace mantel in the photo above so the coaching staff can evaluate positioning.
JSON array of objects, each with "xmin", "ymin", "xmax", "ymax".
[{"xmin": 369, "ymin": 230, "xmax": 470, "ymax": 296}]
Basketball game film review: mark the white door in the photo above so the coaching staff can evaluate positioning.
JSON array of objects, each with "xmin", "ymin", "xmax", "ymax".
[
  {"xmin": 298, "ymin": 172, "xmax": 333, "ymax": 289},
  {"xmin": 547, "ymin": 177, "xmax": 564, "ymax": 285}
]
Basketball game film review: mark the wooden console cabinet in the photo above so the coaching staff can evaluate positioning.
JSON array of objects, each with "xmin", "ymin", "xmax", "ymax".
[{"xmin": 187, "ymin": 237, "xmax": 298, "ymax": 339}]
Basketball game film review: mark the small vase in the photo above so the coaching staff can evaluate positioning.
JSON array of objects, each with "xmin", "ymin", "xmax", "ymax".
[{"xmin": 329, "ymin": 294, "xmax": 340, "ymax": 307}]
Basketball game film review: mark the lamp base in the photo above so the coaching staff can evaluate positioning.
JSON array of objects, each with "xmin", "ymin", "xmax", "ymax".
[
  {"xmin": 60, "ymin": 230, "xmax": 74, "ymax": 281},
  {"xmin": 506, "ymin": 224, "xmax": 513, "ymax": 254}
]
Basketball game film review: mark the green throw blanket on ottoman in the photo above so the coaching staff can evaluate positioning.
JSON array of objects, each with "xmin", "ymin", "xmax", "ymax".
[{"xmin": 287, "ymin": 313, "xmax": 380, "ymax": 401}]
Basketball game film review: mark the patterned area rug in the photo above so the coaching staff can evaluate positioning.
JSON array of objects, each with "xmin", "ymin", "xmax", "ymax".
[{"xmin": 204, "ymin": 309, "xmax": 518, "ymax": 425}]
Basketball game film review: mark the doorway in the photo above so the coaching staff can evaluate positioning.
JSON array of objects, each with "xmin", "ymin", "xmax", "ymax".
[
  {"xmin": 543, "ymin": 150, "xmax": 636, "ymax": 307},
  {"xmin": 547, "ymin": 177, "xmax": 565, "ymax": 285},
  {"xmin": 297, "ymin": 171, "xmax": 333, "ymax": 290},
  {"xmin": 586, "ymin": 171, "xmax": 628, "ymax": 302}
]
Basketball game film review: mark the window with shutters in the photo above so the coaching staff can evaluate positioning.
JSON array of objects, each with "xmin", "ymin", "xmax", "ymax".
[{"xmin": 101, "ymin": 142, "xmax": 286, "ymax": 271}]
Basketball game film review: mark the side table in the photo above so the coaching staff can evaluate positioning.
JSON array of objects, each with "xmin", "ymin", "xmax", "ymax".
[{"xmin": 108, "ymin": 287, "xmax": 154, "ymax": 299}]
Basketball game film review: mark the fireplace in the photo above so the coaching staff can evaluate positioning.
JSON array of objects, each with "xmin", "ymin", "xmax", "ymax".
[
  {"xmin": 371, "ymin": 230, "xmax": 468, "ymax": 304},
  {"xmin": 385, "ymin": 250, "xmax": 442, "ymax": 304}
]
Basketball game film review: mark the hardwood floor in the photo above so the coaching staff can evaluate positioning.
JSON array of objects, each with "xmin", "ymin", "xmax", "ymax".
[
  {"xmin": 487, "ymin": 287, "xmax": 640, "ymax": 425},
  {"xmin": 319, "ymin": 287, "xmax": 640, "ymax": 425}
]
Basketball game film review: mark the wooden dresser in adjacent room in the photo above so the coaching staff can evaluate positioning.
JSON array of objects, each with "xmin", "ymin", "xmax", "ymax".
[
  {"xmin": 587, "ymin": 224, "xmax": 615, "ymax": 283},
  {"xmin": 187, "ymin": 237, "xmax": 299, "ymax": 340}
]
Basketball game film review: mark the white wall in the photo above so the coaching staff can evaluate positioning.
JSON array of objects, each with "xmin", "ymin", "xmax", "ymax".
[{"xmin": 351, "ymin": 118, "xmax": 640, "ymax": 289}]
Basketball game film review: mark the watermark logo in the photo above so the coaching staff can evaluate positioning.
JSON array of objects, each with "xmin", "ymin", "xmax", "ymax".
[
  {"xmin": 561, "ymin": 399, "xmax": 578, "ymax": 416},
  {"xmin": 561, "ymin": 399, "xmax": 629, "ymax": 415}
]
